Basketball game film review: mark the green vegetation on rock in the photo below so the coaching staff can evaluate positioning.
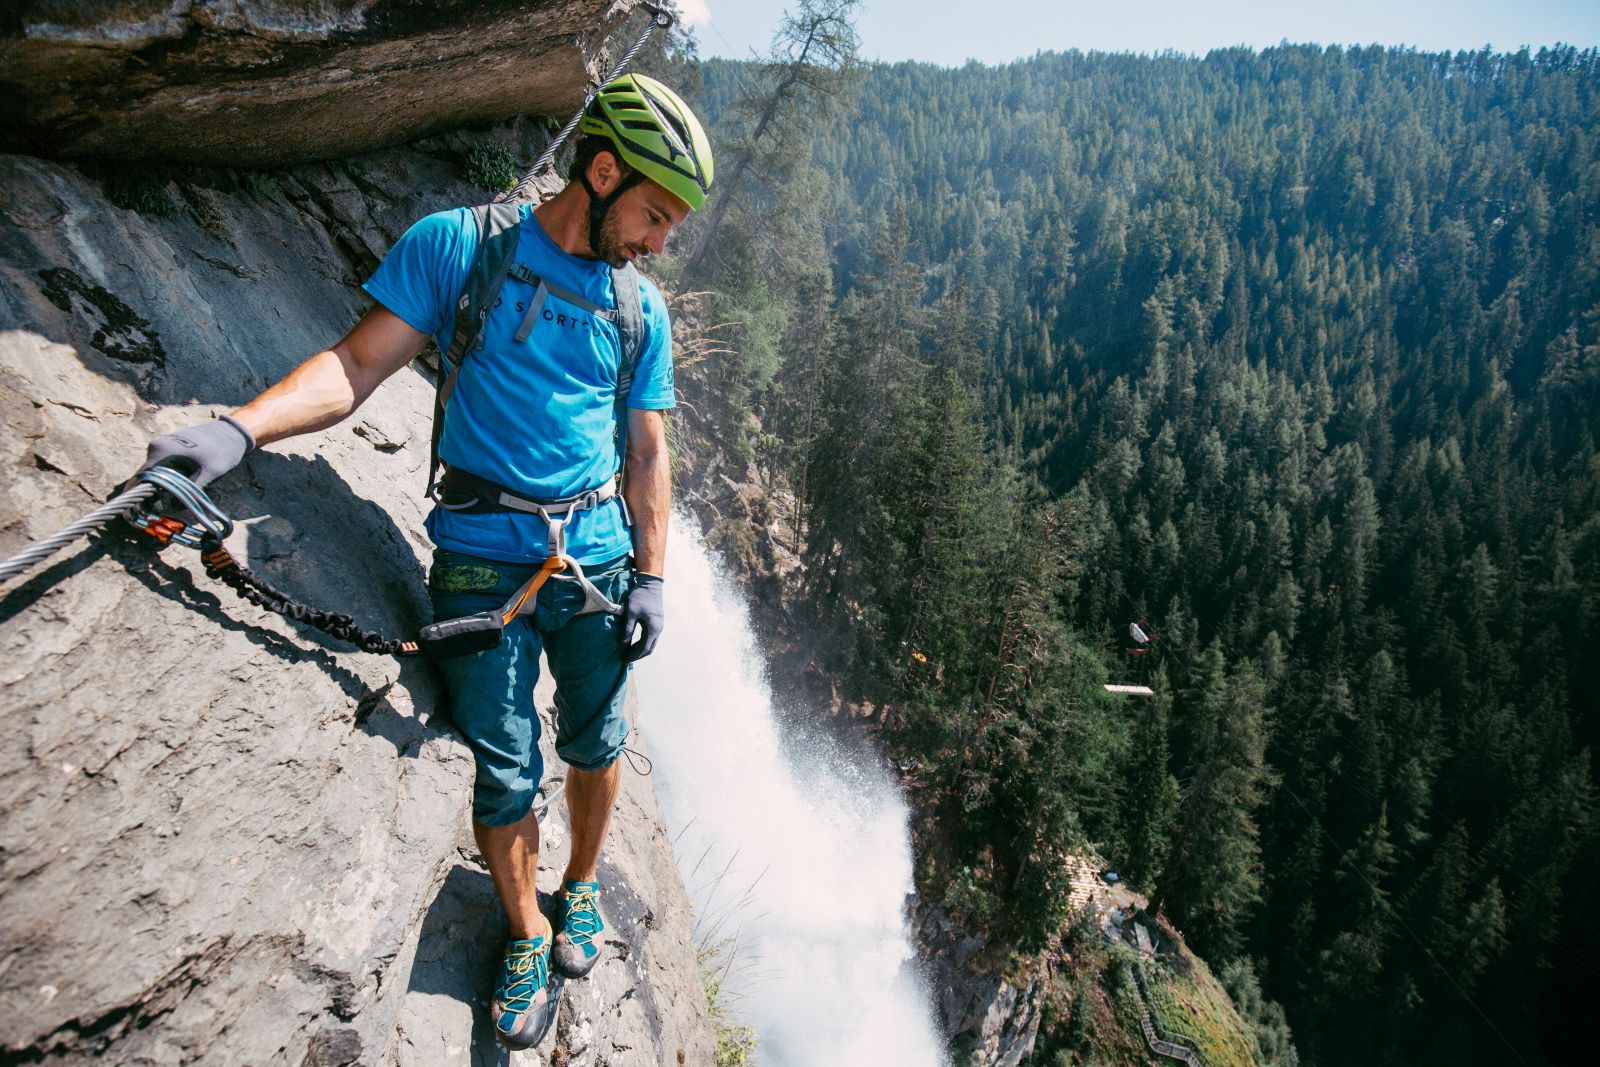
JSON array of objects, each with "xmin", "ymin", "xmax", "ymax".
[
  {"xmin": 699, "ymin": 942, "xmax": 756, "ymax": 1067},
  {"xmin": 236, "ymin": 168, "xmax": 284, "ymax": 202},
  {"xmin": 462, "ymin": 143, "xmax": 518, "ymax": 193},
  {"xmin": 103, "ymin": 167, "xmax": 180, "ymax": 219}
]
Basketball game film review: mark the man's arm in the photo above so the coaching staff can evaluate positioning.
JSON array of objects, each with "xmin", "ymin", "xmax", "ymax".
[
  {"xmin": 231, "ymin": 307, "xmax": 430, "ymax": 445},
  {"xmin": 139, "ymin": 306, "xmax": 432, "ymax": 486},
  {"xmin": 621, "ymin": 408, "xmax": 670, "ymax": 576}
]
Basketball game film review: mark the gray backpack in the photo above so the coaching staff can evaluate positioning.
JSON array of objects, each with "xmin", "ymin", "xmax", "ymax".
[{"xmin": 427, "ymin": 201, "xmax": 645, "ymax": 494}]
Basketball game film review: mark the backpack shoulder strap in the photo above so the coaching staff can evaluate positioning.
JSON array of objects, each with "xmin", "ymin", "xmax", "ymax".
[
  {"xmin": 428, "ymin": 201, "xmax": 523, "ymax": 492},
  {"xmin": 610, "ymin": 262, "xmax": 645, "ymax": 470},
  {"xmin": 611, "ymin": 262, "xmax": 645, "ymax": 373}
]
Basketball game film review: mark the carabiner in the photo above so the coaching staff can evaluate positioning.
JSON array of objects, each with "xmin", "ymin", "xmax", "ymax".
[{"xmin": 127, "ymin": 466, "xmax": 235, "ymax": 546}]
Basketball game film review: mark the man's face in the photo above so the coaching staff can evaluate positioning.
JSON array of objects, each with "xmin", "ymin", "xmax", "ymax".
[{"xmin": 594, "ymin": 179, "xmax": 692, "ymax": 268}]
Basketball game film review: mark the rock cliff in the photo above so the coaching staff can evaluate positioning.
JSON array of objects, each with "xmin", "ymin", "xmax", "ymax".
[
  {"xmin": 915, "ymin": 906, "xmax": 1043, "ymax": 1067},
  {"xmin": 0, "ymin": 16, "xmax": 714, "ymax": 1065},
  {"xmin": 1, "ymin": 0, "xmax": 630, "ymax": 166}
]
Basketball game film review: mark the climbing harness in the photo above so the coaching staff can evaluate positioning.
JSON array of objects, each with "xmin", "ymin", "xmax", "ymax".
[
  {"xmin": 500, "ymin": 5, "xmax": 677, "ymax": 206},
  {"xmin": 432, "ymin": 468, "xmax": 629, "ymax": 559}
]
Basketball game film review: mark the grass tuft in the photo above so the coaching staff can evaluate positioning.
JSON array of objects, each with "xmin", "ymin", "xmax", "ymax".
[
  {"xmin": 701, "ymin": 947, "xmax": 758, "ymax": 1067},
  {"xmin": 104, "ymin": 167, "xmax": 180, "ymax": 218},
  {"xmin": 237, "ymin": 169, "xmax": 284, "ymax": 202},
  {"xmin": 683, "ymin": 833, "xmax": 766, "ymax": 1067}
]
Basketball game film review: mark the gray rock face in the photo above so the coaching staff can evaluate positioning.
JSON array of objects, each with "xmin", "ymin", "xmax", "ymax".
[
  {"xmin": 918, "ymin": 905, "xmax": 1043, "ymax": 1067},
  {"xmin": 0, "ymin": 133, "xmax": 710, "ymax": 1063},
  {"xmin": 1, "ymin": 0, "xmax": 633, "ymax": 166}
]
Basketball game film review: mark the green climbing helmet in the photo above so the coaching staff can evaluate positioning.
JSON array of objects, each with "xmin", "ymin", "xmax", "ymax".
[{"xmin": 577, "ymin": 73, "xmax": 714, "ymax": 210}]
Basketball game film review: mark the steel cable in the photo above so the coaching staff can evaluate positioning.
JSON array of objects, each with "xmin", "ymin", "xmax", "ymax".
[
  {"xmin": 500, "ymin": 7, "xmax": 674, "ymax": 204},
  {"xmin": 534, "ymin": 774, "xmax": 567, "ymax": 819},
  {"xmin": 0, "ymin": 482, "xmax": 159, "ymax": 585}
]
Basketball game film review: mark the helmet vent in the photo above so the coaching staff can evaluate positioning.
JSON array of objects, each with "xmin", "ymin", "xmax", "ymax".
[
  {"xmin": 646, "ymin": 103, "xmax": 692, "ymax": 159},
  {"xmin": 660, "ymin": 112, "xmax": 690, "ymax": 141}
]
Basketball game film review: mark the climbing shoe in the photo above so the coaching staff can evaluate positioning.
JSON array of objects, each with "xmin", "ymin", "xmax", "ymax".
[
  {"xmin": 551, "ymin": 879, "xmax": 605, "ymax": 978},
  {"xmin": 491, "ymin": 933, "xmax": 558, "ymax": 1050}
]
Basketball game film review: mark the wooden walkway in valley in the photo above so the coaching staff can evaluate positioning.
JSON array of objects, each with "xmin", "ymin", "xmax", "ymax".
[{"xmin": 1131, "ymin": 963, "xmax": 1204, "ymax": 1067}]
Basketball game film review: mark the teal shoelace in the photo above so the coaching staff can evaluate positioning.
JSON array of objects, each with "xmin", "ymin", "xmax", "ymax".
[
  {"xmin": 562, "ymin": 881, "xmax": 602, "ymax": 956},
  {"xmin": 496, "ymin": 935, "xmax": 549, "ymax": 1022}
]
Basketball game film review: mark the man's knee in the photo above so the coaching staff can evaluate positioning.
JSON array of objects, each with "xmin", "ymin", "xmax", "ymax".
[
  {"xmin": 551, "ymin": 663, "xmax": 631, "ymax": 771},
  {"xmin": 469, "ymin": 733, "xmax": 545, "ymax": 827},
  {"xmin": 473, "ymin": 772, "xmax": 542, "ymax": 827}
]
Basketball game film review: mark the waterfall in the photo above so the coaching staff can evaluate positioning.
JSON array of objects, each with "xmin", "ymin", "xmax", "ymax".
[{"xmin": 633, "ymin": 511, "xmax": 947, "ymax": 1066}]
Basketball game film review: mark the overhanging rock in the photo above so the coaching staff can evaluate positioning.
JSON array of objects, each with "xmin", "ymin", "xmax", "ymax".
[{"xmin": 1, "ymin": 0, "xmax": 637, "ymax": 167}]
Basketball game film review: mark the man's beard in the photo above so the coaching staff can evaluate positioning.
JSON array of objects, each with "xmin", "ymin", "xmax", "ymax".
[{"xmin": 594, "ymin": 211, "xmax": 634, "ymax": 268}]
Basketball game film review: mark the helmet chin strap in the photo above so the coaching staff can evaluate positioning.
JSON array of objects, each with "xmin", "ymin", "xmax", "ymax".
[{"xmin": 580, "ymin": 168, "xmax": 645, "ymax": 261}]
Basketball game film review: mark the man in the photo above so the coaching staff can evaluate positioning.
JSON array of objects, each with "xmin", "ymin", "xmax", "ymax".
[{"xmin": 139, "ymin": 74, "xmax": 713, "ymax": 1049}]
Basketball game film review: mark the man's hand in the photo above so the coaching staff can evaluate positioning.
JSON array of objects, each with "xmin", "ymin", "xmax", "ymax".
[
  {"xmin": 622, "ymin": 573, "xmax": 665, "ymax": 662},
  {"xmin": 139, "ymin": 414, "xmax": 255, "ymax": 487}
]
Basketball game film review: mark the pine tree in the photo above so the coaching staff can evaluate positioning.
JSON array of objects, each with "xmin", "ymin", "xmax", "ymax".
[
  {"xmin": 1151, "ymin": 650, "xmax": 1274, "ymax": 959},
  {"xmin": 1121, "ymin": 667, "xmax": 1181, "ymax": 890}
]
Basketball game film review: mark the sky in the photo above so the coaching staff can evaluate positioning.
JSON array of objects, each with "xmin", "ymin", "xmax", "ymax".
[{"xmin": 676, "ymin": 0, "xmax": 1600, "ymax": 68}]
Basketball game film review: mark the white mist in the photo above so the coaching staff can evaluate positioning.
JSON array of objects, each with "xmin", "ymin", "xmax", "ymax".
[{"xmin": 633, "ymin": 512, "xmax": 947, "ymax": 1067}]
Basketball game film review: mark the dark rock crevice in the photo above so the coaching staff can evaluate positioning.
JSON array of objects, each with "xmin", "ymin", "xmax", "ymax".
[{"xmin": 36, "ymin": 267, "xmax": 167, "ymax": 368}]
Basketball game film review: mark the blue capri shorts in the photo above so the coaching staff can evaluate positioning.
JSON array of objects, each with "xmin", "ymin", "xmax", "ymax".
[{"xmin": 428, "ymin": 548, "xmax": 634, "ymax": 827}]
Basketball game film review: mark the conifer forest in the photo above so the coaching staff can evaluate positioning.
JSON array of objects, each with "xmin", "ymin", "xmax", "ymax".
[{"xmin": 663, "ymin": 21, "xmax": 1599, "ymax": 1066}]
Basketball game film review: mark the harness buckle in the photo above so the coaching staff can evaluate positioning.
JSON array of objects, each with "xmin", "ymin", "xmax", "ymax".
[{"xmin": 536, "ymin": 507, "xmax": 570, "ymax": 558}]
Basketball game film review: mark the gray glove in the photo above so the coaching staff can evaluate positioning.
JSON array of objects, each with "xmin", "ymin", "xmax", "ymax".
[
  {"xmin": 140, "ymin": 415, "xmax": 255, "ymax": 487},
  {"xmin": 622, "ymin": 573, "xmax": 665, "ymax": 662}
]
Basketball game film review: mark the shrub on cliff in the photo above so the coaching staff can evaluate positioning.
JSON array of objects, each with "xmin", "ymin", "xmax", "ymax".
[{"xmin": 463, "ymin": 143, "xmax": 518, "ymax": 193}]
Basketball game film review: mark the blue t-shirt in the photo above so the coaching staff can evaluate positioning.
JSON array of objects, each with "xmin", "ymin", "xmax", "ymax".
[{"xmin": 364, "ymin": 206, "xmax": 674, "ymax": 565}]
